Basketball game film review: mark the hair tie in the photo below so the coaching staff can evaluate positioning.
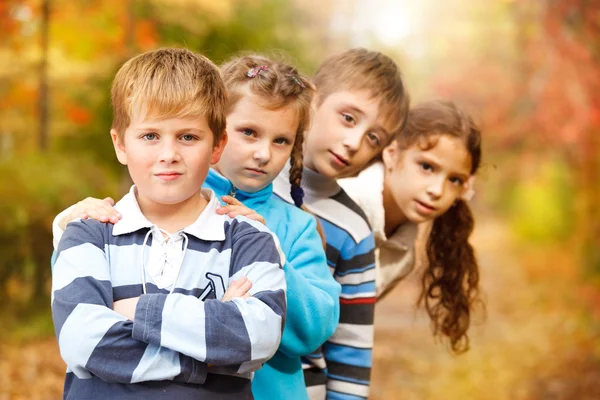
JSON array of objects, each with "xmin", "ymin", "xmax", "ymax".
[
  {"xmin": 287, "ymin": 74, "xmax": 306, "ymax": 89},
  {"xmin": 290, "ymin": 185, "xmax": 304, "ymax": 207},
  {"xmin": 247, "ymin": 65, "xmax": 269, "ymax": 78}
]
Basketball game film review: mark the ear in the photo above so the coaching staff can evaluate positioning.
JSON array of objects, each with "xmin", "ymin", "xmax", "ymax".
[
  {"xmin": 382, "ymin": 140, "xmax": 399, "ymax": 171},
  {"xmin": 310, "ymin": 93, "xmax": 322, "ymax": 113},
  {"xmin": 461, "ymin": 176, "xmax": 476, "ymax": 202},
  {"xmin": 111, "ymin": 129, "xmax": 128, "ymax": 165},
  {"xmin": 210, "ymin": 131, "xmax": 228, "ymax": 165}
]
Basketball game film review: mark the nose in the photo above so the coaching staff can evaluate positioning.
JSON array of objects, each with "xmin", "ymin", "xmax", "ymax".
[
  {"xmin": 426, "ymin": 176, "xmax": 445, "ymax": 200},
  {"xmin": 342, "ymin": 130, "xmax": 363, "ymax": 153},
  {"xmin": 159, "ymin": 138, "xmax": 181, "ymax": 164},
  {"xmin": 253, "ymin": 141, "xmax": 271, "ymax": 165}
]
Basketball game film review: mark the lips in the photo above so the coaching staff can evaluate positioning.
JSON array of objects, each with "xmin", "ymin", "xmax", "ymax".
[
  {"xmin": 155, "ymin": 172, "xmax": 182, "ymax": 181},
  {"xmin": 329, "ymin": 151, "xmax": 350, "ymax": 167},
  {"xmin": 415, "ymin": 200, "xmax": 436, "ymax": 212},
  {"xmin": 245, "ymin": 167, "xmax": 267, "ymax": 175}
]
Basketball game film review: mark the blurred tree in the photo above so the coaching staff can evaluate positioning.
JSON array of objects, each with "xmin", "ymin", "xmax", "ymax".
[
  {"xmin": 39, "ymin": 0, "xmax": 49, "ymax": 150},
  {"xmin": 0, "ymin": 0, "xmax": 333, "ymax": 326},
  {"xmin": 511, "ymin": 0, "xmax": 600, "ymax": 273},
  {"xmin": 408, "ymin": 0, "xmax": 599, "ymax": 274}
]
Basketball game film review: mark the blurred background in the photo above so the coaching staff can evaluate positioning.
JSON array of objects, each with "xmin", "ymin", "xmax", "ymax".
[{"xmin": 1, "ymin": 0, "xmax": 599, "ymax": 398}]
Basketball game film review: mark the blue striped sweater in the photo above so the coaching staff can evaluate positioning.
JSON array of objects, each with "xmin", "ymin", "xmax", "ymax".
[
  {"xmin": 273, "ymin": 166, "xmax": 375, "ymax": 400},
  {"xmin": 51, "ymin": 189, "xmax": 286, "ymax": 399}
]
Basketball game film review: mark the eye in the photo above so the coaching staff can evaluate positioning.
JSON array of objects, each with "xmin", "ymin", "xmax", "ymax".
[
  {"xmin": 420, "ymin": 162, "xmax": 433, "ymax": 172},
  {"xmin": 274, "ymin": 137, "xmax": 291, "ymax": 145},
  {"xmin": 241, "ymin": 128, "xmax": 256, "ymax": 137},
  {"xmin": 450, "ymin": 176, "xmax": 464, "ymax": 186},
  {"xmin": 142, "ymin": 133, "xmax": 157, "ymax": 141},
  {"xmin": 366, "ymin": 132, "xmax": 381, "ymax": 146},
  {"xmin": 341, "ymin": 113, "xmax": 355, "ymax": 125},
  {"xmin": 181, "ymin": 134, "xmax": 197, "ymax": 142}
]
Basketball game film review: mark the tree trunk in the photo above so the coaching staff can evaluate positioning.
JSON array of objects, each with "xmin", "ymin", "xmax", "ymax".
[{"xmin": 38, "ymin": 0, "xmax": 50, "ymax": 151}]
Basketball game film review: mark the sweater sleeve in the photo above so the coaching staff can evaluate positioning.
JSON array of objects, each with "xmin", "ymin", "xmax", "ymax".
[
  {"xmin": 277, "ymin": 216, "xmax": 341, "ymax": 357},
  {"xmin": 52, "ymin": 204, "xmax": 75, "ymax": 249},
  {"xmin": 132, "ymin": 225, "xmax": 286, "ymax": 375},
  {"xmin": 52, "ymin": 220, "xmax": 208, "ymax": 385},
  {"xmin": 324, "ymin": 233, "xmax": 376, "ymax": 400}
]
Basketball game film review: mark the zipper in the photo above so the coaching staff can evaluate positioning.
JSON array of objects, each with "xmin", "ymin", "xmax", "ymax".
[{"xmin": 228, "ymin": 185, "xmax": 237, "ymax": 198}]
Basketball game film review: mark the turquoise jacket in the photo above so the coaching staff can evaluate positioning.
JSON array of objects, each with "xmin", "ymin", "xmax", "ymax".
[{"xmin": 205, "ymin": 169, "xmax": 341, "ymax": 400}]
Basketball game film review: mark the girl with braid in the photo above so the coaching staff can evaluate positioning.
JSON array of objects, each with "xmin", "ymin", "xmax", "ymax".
[
  {"xmin": 339, "ymin": 100, "xmax": 483, "ymax": 354},
  {"xmin": 51, "ymin": 54, "xmax": 341, "ymax": 400}
]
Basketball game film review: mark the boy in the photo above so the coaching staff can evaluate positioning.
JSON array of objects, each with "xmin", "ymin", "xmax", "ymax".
[
  {"xmin": 273, "ymin": 48, "xmax": 409, "ymax": 400},
  {"xmin": 52, "ymin": 48, "xmax": 286, "ymax": 399}
]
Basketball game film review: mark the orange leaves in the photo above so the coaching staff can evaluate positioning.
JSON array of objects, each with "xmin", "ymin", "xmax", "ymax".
[
  {"xmin": 65, "ymin": 104, "xmax": 91, "ymax": 126},
  {"xmin": 135, "ymin": 19, "xmax": 158, "ymax": 51}
]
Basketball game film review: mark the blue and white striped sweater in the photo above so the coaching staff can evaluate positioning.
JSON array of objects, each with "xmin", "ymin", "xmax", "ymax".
[
  {"xmin": 274, "ymin": 166, "xmax": 375, "ymax": 400},
  {"xmin": 52, "ymin": 191, "xmax": 286, "ymax": 399}
]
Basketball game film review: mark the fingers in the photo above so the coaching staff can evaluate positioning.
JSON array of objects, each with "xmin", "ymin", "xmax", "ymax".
[
  {"xmin": 237, "ymin": 277, "xmax": 252, "ymax": 296},
  {"xmin": 77, "ymin": 197, "xmax": 121, "ymax": 224},
  {"xmin": 215, "ymin": 204, "xmax": 265, "ymax": 225},
  {"xmin": 221, "ymin": 195, "xmax": 242, "ymax": 206},
  {"xmin": 221, "ymin": 277, "xmax": 253, "ymax": 302},
  {"xmin": 216, "ymin": 205, "xmax": 245, "ymax": 216},
  {"xmin": 221, "ymin": 278, "xmax": 243, "ymax": 302}
]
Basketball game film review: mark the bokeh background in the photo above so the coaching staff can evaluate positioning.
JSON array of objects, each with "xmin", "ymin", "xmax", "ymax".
[{"xmin": 1, "ymin": 0, "xmax": 599, "ymax": 399}]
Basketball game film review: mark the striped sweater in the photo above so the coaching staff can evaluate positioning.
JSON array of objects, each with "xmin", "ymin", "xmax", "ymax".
[
  {"xmin": 51, "ymin": 189, "xmax": 286, "ymax": 400},
  {"xmin": 273, "ymin": 166, "xmax": 375, "ymax": 400}
]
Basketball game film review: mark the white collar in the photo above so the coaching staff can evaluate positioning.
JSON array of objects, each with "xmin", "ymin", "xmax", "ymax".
[
  {"xmin": 339, "ymin": 162, "xmax": 418, "ymax": 250},
  {"xmin": 112, "ymin": 186, "xmax": 226, "ymax": 241}
]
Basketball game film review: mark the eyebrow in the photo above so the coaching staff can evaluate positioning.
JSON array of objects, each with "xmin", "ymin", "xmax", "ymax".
[
  {"xmin": 234, "ymin": 119, "xmax": 296, "ymax": 138},
  {"xmin": 418, "ymin": 153, "xmax": 470, "ymax": 179},
  {"xmin": 372, "ymin": 125, "xmax": 391, "ymax": 140},
  {"xmin": 341, "ymin": 104, "xmax": 366, "ymax": 118},
  {"xmin": 136, "ymin": 126, "xmax": 209, "ymax": 134}
]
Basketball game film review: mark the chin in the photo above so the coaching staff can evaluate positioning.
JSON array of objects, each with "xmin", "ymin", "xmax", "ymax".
[
  {"xmin": 314, "ymin": 161, "xmax": 340, "ymax": 179},
  {"xmin": 237, "ymin": 179, "xmax": 268, "ymax": 193},
  {"xmin": 151, "ymin": 196, "xmax": 188, "ymax": 205}
]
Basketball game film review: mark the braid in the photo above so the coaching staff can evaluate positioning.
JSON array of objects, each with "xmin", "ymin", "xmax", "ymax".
[
  {"xmin": 420, "ymin": 199, "xmax": 481, "ymax": 354},
  {"xmin": 289, "ymin": 128, "xmax": 305, "ymax": 207}
]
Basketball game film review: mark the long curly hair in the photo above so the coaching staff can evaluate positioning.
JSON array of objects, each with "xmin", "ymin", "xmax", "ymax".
[{"xmin": 396, "ymin": 100, "xmax": 482, "ymax": 354}]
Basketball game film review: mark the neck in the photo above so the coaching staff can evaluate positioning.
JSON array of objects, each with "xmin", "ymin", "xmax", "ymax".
[
  {"xmin": 135, "ymin": 188, "xmax": 207, "ymax": 234},
  {"xmin": 382, "ymin": 171, "xmax": 408, "ymax": 237}
]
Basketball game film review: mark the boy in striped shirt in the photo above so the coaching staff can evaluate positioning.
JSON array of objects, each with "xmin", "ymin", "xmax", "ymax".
[
  {"xmin": 274, "ymin": 48, "xmax": 409, "ymax": 400},
  {"xmin": 51, "ymin": 48, "xmax": 286, "ymax": 400}
]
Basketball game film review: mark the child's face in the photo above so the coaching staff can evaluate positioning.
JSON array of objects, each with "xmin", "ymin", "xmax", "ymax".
[
  {"xmin": 382, "ymin": 135, "xmax": 472, "ymax": 224},
  {"xmin": 215, "ymin": 91, "xmax": 298, "ymax": 193},
  {"xmin": 111, "ymin": 114, "xmax": 226, "ymax": 207},
  {"xmin": 303, "ymin": 90, "xmax": 392, "ymax": 179}
]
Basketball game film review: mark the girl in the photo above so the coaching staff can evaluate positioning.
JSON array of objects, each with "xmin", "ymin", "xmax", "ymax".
[
  {"xmin": 338, "ymin": 100, "xmax": 482, "ymax": 353},
  {"xmin": 52, "ymin": 54, "xmax": 341, "ymax": 400}
]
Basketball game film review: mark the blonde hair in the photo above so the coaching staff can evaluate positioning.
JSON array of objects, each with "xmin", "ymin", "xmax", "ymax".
[
  {"xmin": 313, "ymin": 48, "xmax": 410, "ymax": 139},
  {"xmin": 111, "ymin": 48, "xmax": 227, "ymax": 142},
  {"xmin": 220, "ymin": 54, "xmax": 314, "ymax": 207}
]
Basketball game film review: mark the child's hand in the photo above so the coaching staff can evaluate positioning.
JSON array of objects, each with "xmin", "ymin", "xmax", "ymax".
[
  {"xmin": 221, "ymin": 276, "xmax": 252, "ymax": 302},
  {"xmin": 216, "ymin": 196, "xmax": 266, "ymax": 225},
  {"xmin": 60, "ymin": 197, "xmax": 122, "ymax": 229},
  {"xmin": 113, "ymin": 297, "xmax": 139, "ymax": 321}
]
